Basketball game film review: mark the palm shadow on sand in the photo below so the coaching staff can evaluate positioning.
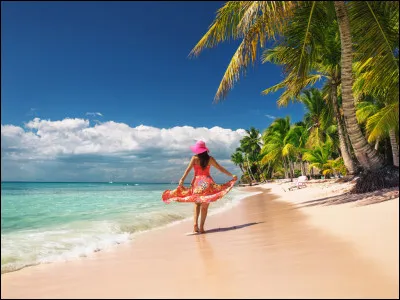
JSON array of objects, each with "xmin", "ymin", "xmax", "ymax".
[
  {"xmin": 297, "ymin": 188, "xmax": 398, "ymax": 208},
  {"xmin": 199, "ymin": 222, "xmax": 263, "ymax": 235}
]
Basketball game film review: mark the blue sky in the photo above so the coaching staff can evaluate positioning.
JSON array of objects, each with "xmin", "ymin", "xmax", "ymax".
[{"xmin": 1, "ymin": 1, "xmax": 306, "ymax": 182}]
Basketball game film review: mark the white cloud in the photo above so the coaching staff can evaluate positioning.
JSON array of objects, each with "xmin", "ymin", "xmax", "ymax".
[
  {"xmin": 1, "ymin": 118, "xmax": 246, "ymax": 182},
  {"xmin": 85, "ymin": 112, "xmax": 103, "ymax": 117},
  {"xmin": 265, "ymin": 114, "xmax": 276, "ymax": 120}
]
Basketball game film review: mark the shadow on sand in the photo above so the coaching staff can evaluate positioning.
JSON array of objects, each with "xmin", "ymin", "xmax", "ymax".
[
  {"xmin": 297, "ymin": 188, "xmax": 398, "ymax": 208},
  {"xmin": 199, "ymin": 222, "xmax": 263, "ymax": 235}
]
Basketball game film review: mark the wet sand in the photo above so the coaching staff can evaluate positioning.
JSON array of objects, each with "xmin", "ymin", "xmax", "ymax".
[{"xmin": 1, "ymin": 186, "xmax": 398, "ymax": 298}]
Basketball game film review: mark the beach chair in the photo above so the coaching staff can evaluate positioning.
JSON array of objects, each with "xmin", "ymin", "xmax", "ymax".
[{"xmin": 287, "ymin": 176, "xmax": 308, "ymax": 191}]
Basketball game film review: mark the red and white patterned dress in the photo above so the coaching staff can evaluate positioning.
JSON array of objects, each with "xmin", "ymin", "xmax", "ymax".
[{"xmin": 162, "ymin": 164, "xmax": 236, "ymax": 204}]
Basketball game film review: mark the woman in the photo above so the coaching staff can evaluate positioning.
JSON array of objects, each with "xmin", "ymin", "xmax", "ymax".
[{"xmin": 162, "ymin": 140, "xmax": 237, "ymax": 234}]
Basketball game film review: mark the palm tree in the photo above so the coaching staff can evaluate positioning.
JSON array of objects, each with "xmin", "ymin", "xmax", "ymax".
[
  {"xmin": 261, "ymin": 116, "xmax": 292, "ymax": 179},
  {"xmin": 356, "ymin": 95, "xmax": 384, "ymax": 150},
  {"xmin": 300, "ymin": 89, "xmax": 335, "ymax": 148},
  {"xmin": 240, "ymin": 127, "xmax": 264, "ymax": 181},
  {"xmin": 351, "ymin": 1, "xmax": 399, "ymax": 108},
  {"xmin": 283, "ymin": 123, "xmax": 309, "ymax": 176},
  {"xmin": 262, "ymin": 18, "xmax": 358, "ymax": 174},
  {"xmin": 235, "ymin": 146, "xmax": 256, "ymax": 182},
  {"xmin": 360, "ymin": 97, "xmax": 399, "ymax": 167},
  {"xmin": 333, "ymin": 1, "xmax": 384, "ymax": 170},
  {"xmin": 323, "ymin": 157, "xmax": 347, "ymax": 178},
  {"xmin": 231, "ymin": 151, "xmax": 246, "ymax": 174},
  {"xmin": 303, "ymin": 142, "xmax": 334, "ymax": 176},
  {"xmin": 190, "ymin": 1, "xmax": 398, "ymax": 171}
]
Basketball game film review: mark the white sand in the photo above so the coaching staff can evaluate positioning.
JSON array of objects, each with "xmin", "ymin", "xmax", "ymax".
[{"xmin": 1, "ymin": 181, "xmax": 398, "ymax": 299}]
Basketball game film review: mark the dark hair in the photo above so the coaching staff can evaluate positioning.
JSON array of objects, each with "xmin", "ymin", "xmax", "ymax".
[{"xmin": 196, "ymin": 151, "xmax": 210, "ymax": 169}]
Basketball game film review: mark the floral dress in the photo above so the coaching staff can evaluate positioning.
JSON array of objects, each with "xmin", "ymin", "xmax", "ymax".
[{"xmin": 162, "ymin": 164, "xmax": 236, "ymax": 204}]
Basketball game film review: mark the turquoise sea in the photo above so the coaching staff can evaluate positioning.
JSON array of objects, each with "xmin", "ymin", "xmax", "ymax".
[{"xmin": 1, "ymin": 182, "xmax": 252, "ymax": 274}]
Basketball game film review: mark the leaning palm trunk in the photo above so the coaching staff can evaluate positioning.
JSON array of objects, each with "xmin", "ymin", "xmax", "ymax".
[
  {"xmin": 256, "ymin": 163, "xmax": 265, "ymax": 182},
  {"xmin": 374, "ymin": 138, "xmax": 380, "ymax": 151},
  {"xmin": 239, "ymin": 164, "xmax": 245, "ymax": 175},
  {"xmin": 389, "ymin": 129, "xmax": 399, "ymax": 167},
  {"xmin": 334, "ymin": 1, "xmax": 383, "ymax": 170},
  {"xmin": 331, "ymin": 82, "xmax": 357, "ymax": 174},
  {"xmin": 245, "ymin": 155, "xmax": 256, "ymax": 181}
]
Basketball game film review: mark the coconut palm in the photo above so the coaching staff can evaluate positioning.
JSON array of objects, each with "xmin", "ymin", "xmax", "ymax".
[
  {"xmin": 356, "ymin": 95, "xmax": 384, "ymax": 150},
  {"xmin": 303, "ymin": 142, "xmax": 334, "ymax": 175},
  {"xmin": 351, "ymin": 1, "xmax": 399, "ymax": 104},
  {"xmin": 240, "ymin": 127, "xmax": 265, "ymax": 181},
  {"xmin": 235, "ymin": 146, "xmax": 256, "ymax": 182},
  {"xmin": 283, "ymin": 123, "xmax": 309, "ymax": 175},
  {"xmin": 261, "ymin": 116, "xmax": 293, "ymax": 178},
  {"xmin": 323, "ymin": 157, "xmax": 347, "ymax": 177},
  {"xmin": 365, "ymin": 99, "xmax": 399, "ymax": 167},
  {"xmin": 300, "ymin": 89, "xmax": 335, "ymax": 148},
  {"xmin": 231, "ymin": 151, "xmax": 246, "ymax": 174},
  {"xmin": 240, "ymin": 127, "xmax": 262, "ymax": 154},
  {"xmin": 191, "ymin": 1, "xmax": 399, "ymax": 171},
  {"xmin": 262, "ymin": 17, "xmax": 358, "ymax": 174},
  {"xmin": 333, "ymin": 1, "xmax": 384, "ymax": 170}
]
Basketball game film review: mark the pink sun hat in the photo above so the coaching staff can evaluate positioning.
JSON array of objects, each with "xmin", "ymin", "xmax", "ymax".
[{"xmin": 190, "ymin": 140, "xmax": 209, "ymax": 154}]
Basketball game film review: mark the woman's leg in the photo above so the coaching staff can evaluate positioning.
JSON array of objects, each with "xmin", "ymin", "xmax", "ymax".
[
  {"xmin": 199, "ymin": 203, "xmax": 210, "ymax": 233},
  {"xmin": 193, "ymin": 203, "xmax": 201, "ymax": 232}
]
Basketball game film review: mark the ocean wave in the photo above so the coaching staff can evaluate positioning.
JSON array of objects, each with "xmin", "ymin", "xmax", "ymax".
[{"xmin": 1, "ymin": 188, "xmax": 257, "ymax": 274}]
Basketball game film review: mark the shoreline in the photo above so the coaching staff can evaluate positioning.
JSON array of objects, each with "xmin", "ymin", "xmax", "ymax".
[
  {"xmin": 1, "ymin": 187, "xmax": 260, "ymax": 276},
  {"xmin": 2, "ymin": 181, "xmax": 398, "ymax": 298}
]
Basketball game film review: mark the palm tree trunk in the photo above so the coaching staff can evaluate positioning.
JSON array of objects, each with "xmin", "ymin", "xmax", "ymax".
[
  {"xmin": 374, "ymin": 138, "xmax": 380, "ymax": 151},
  {"xmin": 334, "ymin": 1, "xmax": 383, "ymax": 170},
  {"xmin": 239, "ymin": 164, "xmax": 245, "ymax": 175},
  {"xmin": 291, "ymin": 160, "xmax": 295, "ymax": 179},
  {"xmin": 389, "ymin": 129, "xmax": 399, "ymax": 167},
  {"xmin": 331, "ymin": 81, "xmax": 357, "ymax": 174},
  {"xmin": 256, "ymin": 163, "xmax": 265, "ymax": 182},
  {"xmin": 246, "ymin": 155, "xmax": 256, "ymax": 181},
  {"xmin": 283, "ymin": 159, "xmax": 289, "ymax": 179},
  {"xmin": 343, "ymin": 124, "xmax": 353, "ymax": 157},
  {"xmin": 266, "ymin": 162, "xmax": 272, "ymax": 179},
  {"xmin": 301, "ymin": 160, "xmax": 306, "ymax": 176},
  {"xmin": 287, "ymin": 158, "xmax": 294, "ymax": 182}
]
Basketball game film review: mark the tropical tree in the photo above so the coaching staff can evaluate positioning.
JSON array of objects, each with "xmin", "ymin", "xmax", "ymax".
[
  {"xmin": 300, "ymin": 89, "xmax": 336, "ymax": 148},
  {"xmin": 323, "ymin": 157, "xmax": 347, "ymax": 178},
  {"xmin": 261, "ymin": 116, "xmax": 293, "ymax": 179},
  {"xmin": 262, "ymin": 17, "xmax": 357, "ymax": 174},
  {"xmin": 364, "ymin": 99, "xmax": 399, "ymax": 167},
  {"xmin": 283, "ymin": 122, "xmax": 309, "ymax": 176},
  {"xmin": 240, "ymin": 127, "xmax": 265, "ymax": 181},
  {"xmin": 333, "ymin": 1, "xmax": 384, "ymax": 170},
  {"xmin": 190, "ymin": 1, "xmax": 398, "ymax": 172},
  {"xmin": 356, "ymin": 95, "xmax": 384, "ymax": 150},
  {"xmin": 235, "ymin": 146, "xmax": 256, "ymax": 182},
  {"xmin": 231, "ymin": 151, "xmax": 246, "ymax": 174},
  {"xmin": 303, "ymin": 142, "xmax": 335, "ymax": 176}
]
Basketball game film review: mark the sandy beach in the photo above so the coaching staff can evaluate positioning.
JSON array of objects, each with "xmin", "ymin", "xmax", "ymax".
[{"xmin": 1, "ymin": 180, "xmax": 398, "ymax": 299}]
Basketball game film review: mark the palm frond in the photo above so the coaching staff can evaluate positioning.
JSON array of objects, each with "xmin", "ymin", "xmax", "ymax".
[
  {"xmin": 189, "ymin": 2, "xmax": 248, "ymax": 57},
  {"xmin": 366, "ymin": 102, "xmax": 399, "ymax": 142},
  {"xmin": 350, "ymin": 1, "xmax": 399, "ymax": 100}
]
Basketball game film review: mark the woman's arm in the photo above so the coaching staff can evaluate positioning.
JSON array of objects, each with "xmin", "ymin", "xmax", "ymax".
[
  {"xmin": 210, "ymin": 157, "xmax": 237, "ymax": 179},
  {"xmin": 179, "ymin": 157, "xmax": 195, "ymax": 185}
]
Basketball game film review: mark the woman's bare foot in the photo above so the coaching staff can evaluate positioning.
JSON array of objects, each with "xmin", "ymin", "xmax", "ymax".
[
  {"xmin": 193, "ymin": 224, "xmax": 199, "ymax": 233},
  {"xmin": 199, "ymin": 227, "xmax": 206, "ymax": 234}
]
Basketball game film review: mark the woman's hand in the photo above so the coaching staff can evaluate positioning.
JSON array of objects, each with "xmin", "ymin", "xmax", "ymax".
[
  {"xmin": 232, "ymin": 175, "xmax": 237, "ymax": 180},
  {"xmin": 178, "ymin": 178, "xmax": 184, "ymax": 186}
]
